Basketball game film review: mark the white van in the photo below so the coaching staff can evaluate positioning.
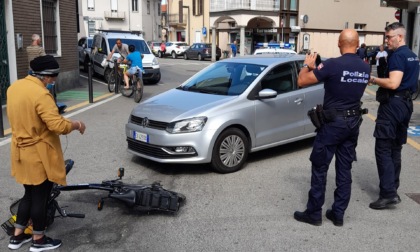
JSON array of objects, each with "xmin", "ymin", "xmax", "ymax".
[{"xmin": 91, "ymin": 30, "xmax": 161, "ymax": 84}]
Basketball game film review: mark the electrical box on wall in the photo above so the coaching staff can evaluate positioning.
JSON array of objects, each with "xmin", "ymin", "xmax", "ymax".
[{"xmin": 16, "ymin": 33, "xmax": 23, "ymax": 50}]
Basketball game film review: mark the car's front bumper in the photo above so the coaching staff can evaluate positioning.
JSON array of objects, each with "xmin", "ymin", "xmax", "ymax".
[
  {"xmin": 142, "ymin": 66, "xmax": 160, "ymax": 80},
  {"xmin": 125, "ymin": 121, "xmax": 215, "ymax": 164}
]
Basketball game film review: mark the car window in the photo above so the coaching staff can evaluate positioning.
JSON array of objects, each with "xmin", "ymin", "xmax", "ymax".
[
  {"xmin": 108, "ymin": 38, "xmax": 151, "ymax": 54},
  {"xmin": 100, "ymin": 38, "xmax": 108, "ymax": 54},
  {"xmin": 261, "ymin": 63, "xmax": 295, "ymax": 94},
  {"xmin": 179, "ymin": 62, "xmax": 266, "ymax": 96}
]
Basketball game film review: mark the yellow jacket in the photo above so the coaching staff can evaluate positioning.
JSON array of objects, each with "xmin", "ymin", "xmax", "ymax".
[{"xmin": 7, "ymin": 75, "xmax": 72, "ymax": 186}]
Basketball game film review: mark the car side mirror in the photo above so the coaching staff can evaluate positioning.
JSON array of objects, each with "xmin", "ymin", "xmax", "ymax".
[{"xmin": 255, "ymin": 89, "xmax": 277, "ymax": 99}]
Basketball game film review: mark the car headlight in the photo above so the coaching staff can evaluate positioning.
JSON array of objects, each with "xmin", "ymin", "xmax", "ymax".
[
  {"xmin": 152, "ymin": 57, "xmax": 159, "ymax": 66},
  {"xmin": 166, "ymin": 117, "xmax": 207, "ymax": 134}
]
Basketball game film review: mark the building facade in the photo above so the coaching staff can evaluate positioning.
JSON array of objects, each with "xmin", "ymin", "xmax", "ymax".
[
  {"xmin": 208, "ymin": 0, "xmax": 398, "ymax": 58},
  {"xmin": 1, "ymin": 0, "xmax": 79, "ymax": 105},
  {"xmin": 79, "ymin": 0, "xmax": 161, "ymax": 42}
]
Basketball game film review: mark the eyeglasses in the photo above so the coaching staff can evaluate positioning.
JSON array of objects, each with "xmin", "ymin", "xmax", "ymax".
[{"xmin": 385, "ymin": 34, "xmax": 398, "ymax": 40}]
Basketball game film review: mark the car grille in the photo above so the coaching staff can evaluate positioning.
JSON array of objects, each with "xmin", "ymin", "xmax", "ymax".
[
  {"xmin": 127, "ymin": 138, "xmax": 196, "ymax": 159},
  {"xmin": 131, "ymin": 115, "xmax": 168, "ymax": 130}
]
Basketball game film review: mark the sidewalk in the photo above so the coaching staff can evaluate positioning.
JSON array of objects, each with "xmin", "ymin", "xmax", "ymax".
[{"xmin": 1, "ymin": 74, "xmax": 113, "ymax": 137}]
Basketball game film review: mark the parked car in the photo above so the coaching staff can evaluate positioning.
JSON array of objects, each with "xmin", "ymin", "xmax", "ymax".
[
  {"xmin": 254, "ymin": 48, "xmax": 297, "ymax": 55},
  {"xmin": 149, "ymin": 41, "xmax": 161, "ymax": 56},
  {"xmin": 184, "ymin": 43, "xmax": 221, "ymax": 61},
  {"xmin": 125, "ymin": 55, "xmax": 325, "ymax": 173},
  {"xmin": 163, "ymin": 41, "xmax": 189, "ymax": 58},
  {"xmin": 90, "ymin": 31, "xmax": 161, "ymax": 84},
  {"xmin": 77, "ymin": 36, "xmax": 93, "ymax": 72}
]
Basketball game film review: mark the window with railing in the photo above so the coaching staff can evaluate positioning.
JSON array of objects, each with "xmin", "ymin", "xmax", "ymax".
[
  {"xmin": 132, "ymin": 0, "xmax": 138, "ymax": 12},
  {"xmin": 210, "ymin": 0, "xmax": 280, "ymax": 12},
  {"xmin": 87, "ymin": 0, "xmax": 94, "ymax": 11},
  {"xmin": 147, "ymin": 0, "xmax": 150, "ymax": 14},
  {"xmin": 42, "ymin": 0, "xmax": 60, "ymax": 55}
]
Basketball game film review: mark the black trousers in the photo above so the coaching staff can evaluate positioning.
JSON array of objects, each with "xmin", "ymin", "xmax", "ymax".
[{"xmin": 15, "ymin": 180, "xmax": 53, "ymax": 234}]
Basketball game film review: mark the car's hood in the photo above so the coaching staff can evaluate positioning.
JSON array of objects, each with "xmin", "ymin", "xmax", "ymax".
[
  {"xmin": 131, "ymin": 89, "xmax": 236, "ymax": 122},
  {"xmin": 142, "ymin": 53, "xmax": 155, "ymax": 64}
]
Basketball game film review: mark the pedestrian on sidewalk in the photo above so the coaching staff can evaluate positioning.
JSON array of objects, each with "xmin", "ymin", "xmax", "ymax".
[
  {"xmin": 27, "ymin": 34, "xmax": 46, "ymax": 70},
  {"xmin": 6, "ymin": 55, "xmax": 87, "ymax": 252}
]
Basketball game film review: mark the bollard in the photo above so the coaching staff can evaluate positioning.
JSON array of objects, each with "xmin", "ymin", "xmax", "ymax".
[
  {"xmin": 88, "ymin": 61, "xmax": 93, "ymax": 103},
  {"xmin": 0, "ymin": 93, "xmax": 4, "ymax": 138},
  {"xmin": 114, "ymin": 59, "xmax": 119, "ymax": 94}
]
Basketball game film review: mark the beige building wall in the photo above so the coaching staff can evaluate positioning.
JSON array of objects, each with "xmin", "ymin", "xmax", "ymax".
[{"xmin": 299, "ymin": 0, "xmax": 398, "ymax": 57}]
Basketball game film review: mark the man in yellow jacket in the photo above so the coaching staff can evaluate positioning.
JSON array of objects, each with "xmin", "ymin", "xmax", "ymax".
[{"xmin": 6, "ymin": 55, "xmax": 86, "ymax": 251}]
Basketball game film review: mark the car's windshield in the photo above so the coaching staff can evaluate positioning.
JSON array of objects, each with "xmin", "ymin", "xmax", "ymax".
[
  {"xmin": 108, "ymin": 39, "xmax": 151, "ymax": 54},
  {"xmin": 178, "ymin": 62, "xmax": 267, "ymax": 96}
]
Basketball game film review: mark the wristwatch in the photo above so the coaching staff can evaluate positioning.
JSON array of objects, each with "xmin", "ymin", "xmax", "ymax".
[{"xmin": 302, "ymin": 64, "xmax": 309, "ymax": 69}]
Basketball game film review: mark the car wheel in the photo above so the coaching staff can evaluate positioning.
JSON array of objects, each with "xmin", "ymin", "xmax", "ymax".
[
  {"xmin": 211, "ymin": 128, "xmax": 249, "ymax": 174},
  {"xmin": 184, "ymin": 53, "xmax": 188, "ymax": 60},
  {"xmin": 158, "ymin": 51, "xmax": 162, "ymax": 58},
  {"xmin": 104, "ymin": 68, "xmax": 112, "ymax": 83},
  {"xmin": 198, "ymin": 53, "xmax": 203, "ymax": 61},
  {"xmin": 171, "ymin": 51, "xmax": 176, "ymax": 59},
  {"xmin": 148, "ymin": 72, "xmax": 161, "ymax": 84}
]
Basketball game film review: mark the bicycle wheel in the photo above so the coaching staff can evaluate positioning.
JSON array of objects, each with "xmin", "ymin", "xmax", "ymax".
[
  {"xmin": 120, "ymin": 78, "xmax": 134, "ymax": 97},
  {"xmin": 133, "ymin": 77, "xmax": 144, "ymax": 103},
  {"xmin": 107, "ymin": 71, "xmax": 116, "ymax": 93}
]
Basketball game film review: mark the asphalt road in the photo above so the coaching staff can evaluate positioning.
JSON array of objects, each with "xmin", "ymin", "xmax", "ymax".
[{"xmin": 0, "ymin": 58, "xmax": 419, "ymax": 251}]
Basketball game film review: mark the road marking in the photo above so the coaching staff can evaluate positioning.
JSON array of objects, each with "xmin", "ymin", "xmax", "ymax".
[{"xmin": 0, "ymin": 93, "xmax": 119, "ymax": 146}]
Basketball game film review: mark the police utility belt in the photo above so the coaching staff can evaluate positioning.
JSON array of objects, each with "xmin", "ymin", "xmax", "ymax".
[
  {"xmin": 376, "ymin": 87, "xmax": 411, "ymax": 103},
  {"xmin": 307, "ymin": 104, "xmax": 368, "ymax": 130}
]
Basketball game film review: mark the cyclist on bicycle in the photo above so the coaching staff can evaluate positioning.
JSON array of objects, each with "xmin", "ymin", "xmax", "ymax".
[
  {"xmin": 107, "ymin": 39, "xmax": 129, "ymax": 62},
  {"xmin": 122, "ymin": 44, "xmax": 144, "ymax": 89}
]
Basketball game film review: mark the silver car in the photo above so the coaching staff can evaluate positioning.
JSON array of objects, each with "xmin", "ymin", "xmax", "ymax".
[{"xmin": 125, "ymin": 55, "xmax": 324, "ymax": 173}]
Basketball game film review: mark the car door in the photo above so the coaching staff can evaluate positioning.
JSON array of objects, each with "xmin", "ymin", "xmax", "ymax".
[
  {"xmin": 77, "ymin": 37, "xmax": 86, "ymax": 64},
  {"xmin": 92, "ymin": 36, "xmax": 108, "ymax": 76},
  {"xmin": 254, "ymin": 62, "xmax": 305, "ymax": 147},
  {"xmin": 187, "ymin": 44, "xmax": 196, "ymax": 58}
]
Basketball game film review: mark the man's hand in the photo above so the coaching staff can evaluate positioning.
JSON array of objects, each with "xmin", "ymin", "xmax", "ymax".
[{"xmin": 304, "ymin": 52, "xmax": 317, "ymax": 70}]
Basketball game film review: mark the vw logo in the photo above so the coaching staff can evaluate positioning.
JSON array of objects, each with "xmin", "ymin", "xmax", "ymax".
[{"xmin": 142, "ymin": 117, "xmax": 149, "ymax": 128}]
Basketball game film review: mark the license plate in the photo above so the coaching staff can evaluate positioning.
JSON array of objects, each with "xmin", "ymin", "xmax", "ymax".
[{"xmin": 133, "ymin": 131, "xmax": 149, "ymax": 143}]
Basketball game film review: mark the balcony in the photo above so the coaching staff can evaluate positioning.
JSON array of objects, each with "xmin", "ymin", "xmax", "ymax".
[
  {"xmin": 210, "ymin": 0, "xmax": 280, "ymax": 12},
  {"xmin": 168, "ymin": 13, "xmax": 188, "ymax": 26},
  {"xmin": 104, "ymin": 11, "xmax": 125, "ymax": 21}
]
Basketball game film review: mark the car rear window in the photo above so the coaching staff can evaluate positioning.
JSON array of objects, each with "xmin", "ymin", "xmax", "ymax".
[{"xmin": 108, "ymin": 39, "xmax": 151, "ymax": 54}]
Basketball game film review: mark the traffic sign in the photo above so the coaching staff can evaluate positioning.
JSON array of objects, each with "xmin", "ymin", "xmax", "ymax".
[{"xmin": 395, "ymin": 10, "xmax": 400, "ymax": 20}]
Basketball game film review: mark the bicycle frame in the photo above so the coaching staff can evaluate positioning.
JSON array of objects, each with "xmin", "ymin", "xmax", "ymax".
[{"xmin": 2, "ymin": 160, "xmax": 185, "ymax": 236}]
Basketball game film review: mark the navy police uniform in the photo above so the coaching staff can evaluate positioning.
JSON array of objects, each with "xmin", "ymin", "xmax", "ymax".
[
  {"xmin": 374, "ymin": 45, "xmax": 419, "ymax": 199},
  {"xmin": 306, "ymin": 53, "xmax": 370, "ymax": 221}
]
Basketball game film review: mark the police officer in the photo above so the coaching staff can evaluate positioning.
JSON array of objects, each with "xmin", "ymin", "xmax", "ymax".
[
  {"xmin": 294, "ymin": 29, "xmax": 370, "ymax": 226},
  {"xmin": 368, "ymin": 22, "xmax": 419, "ymax": 210}
]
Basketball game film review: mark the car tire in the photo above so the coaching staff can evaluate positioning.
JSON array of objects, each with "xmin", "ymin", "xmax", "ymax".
[
  {"xmin": 148, "ymin": 72, "xmax": 161, "ymax": 84},
  {"xmin": 211, "ymin": 128, "xmax": 249, "ymax": 174},
  {"xmin": 198, "ymin": 53, "xmax": 203, "ymax": 61},
  {"xmin": 184, "ymin": 53, "xmax": 188, "ymax": 60},
  {"xmin": 171, "ymin": 51, "xmax": 177, "ymax": 59},
  {"xmin": 158, "ymin": 51, "xmax": 162, "ymax": 58}
]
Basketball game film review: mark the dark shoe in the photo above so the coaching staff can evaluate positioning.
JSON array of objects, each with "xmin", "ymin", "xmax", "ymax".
[
  {"xmin": 8, "ymin": 233, "xmax": 32, "ymax": 250},
  {"xmin": 326, "ymin": 209, "xmax": 343, "ymax": 227},
  {"xmin": 294, "ymin": 211, "xmax": 322, "ymax": 226},
  {"xmin": 369, "ymin": 196, "xmax": 401, "ymax": 210},
  {"xmin": 30, "ymin": 236, "xmax": 62, "ymax": 252}
]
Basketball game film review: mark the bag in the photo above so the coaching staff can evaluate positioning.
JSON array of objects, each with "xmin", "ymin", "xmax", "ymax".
[
  {"xmin": 101, "ymin": 58, "xmax": 108, "ymax": 68},
  {"xmin": 307, "ymin": 104, "xmax": 325, "ymax": 131}
]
